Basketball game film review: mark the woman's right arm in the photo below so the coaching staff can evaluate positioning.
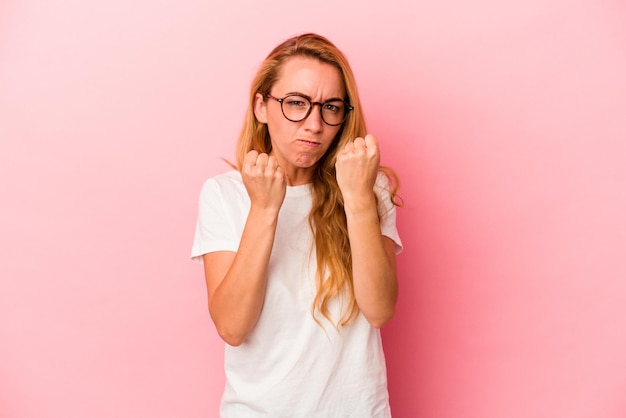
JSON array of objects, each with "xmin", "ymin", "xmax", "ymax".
[{"xmin": 203, "ymin": 151, "xmax": 286, "ymax": 346}]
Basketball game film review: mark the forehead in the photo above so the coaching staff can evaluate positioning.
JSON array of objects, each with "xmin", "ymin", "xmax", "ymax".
[{"xmin": 273, "ymin": 56, "xmax": 345, "ymax": 98}]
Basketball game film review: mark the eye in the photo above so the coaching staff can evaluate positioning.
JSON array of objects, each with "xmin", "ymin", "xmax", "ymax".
[
  {"xmin": 284, "ymin": 97, "xmax": 309, "ymax": 108},
  {"xmin": 323, "ymin": 102, "xmax": 344, "ymax": 113}
]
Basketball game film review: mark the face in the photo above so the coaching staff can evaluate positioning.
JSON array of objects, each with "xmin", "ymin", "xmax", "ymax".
[{"xmin": 254, "ymin": 56, "xmax": 345, "ymax": 182}]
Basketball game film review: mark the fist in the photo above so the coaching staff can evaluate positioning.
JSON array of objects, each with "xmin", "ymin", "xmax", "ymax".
[
  {"xmin": 242, "ymin": 150, "xmax": 286, "ymax": 211},
  {"xmin": 335, "ymin": 134, "xmax": 380, "ymax": 200}
]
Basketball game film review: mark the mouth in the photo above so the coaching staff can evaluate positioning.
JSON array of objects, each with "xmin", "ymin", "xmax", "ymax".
[{"xmin": 298, "ymin": 139, "xmax": 320, "ymax": 146}]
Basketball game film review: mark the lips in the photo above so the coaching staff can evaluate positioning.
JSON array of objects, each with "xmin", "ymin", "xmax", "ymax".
[{"xmin": 298, "ymin": 139, "xmax": 320, "ymax": 146}]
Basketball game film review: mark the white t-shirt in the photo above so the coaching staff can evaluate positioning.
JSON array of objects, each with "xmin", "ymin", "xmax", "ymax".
[{"xmin": 191, "ymin": 170, "xmax": 403, "ymax": 418}]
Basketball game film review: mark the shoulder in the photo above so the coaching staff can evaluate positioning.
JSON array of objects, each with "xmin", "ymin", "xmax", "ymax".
[
  {"xmin": 200, "ymin": 170, "xmax": 244, "ymax": 195},
  {"xmin": 374, "ymin": 171, "xmax": 391, "ymax": 190},
  {"xmin": 373, "ymin": 170, "xmax": 399, "ymax": 219},
  {"xmin": 203, "ymin": 170, "xmax": 242, "ymax": 188},
  {"xmin": 198, "ymin": 170, "xmax": 249, "ymax": 208},
  {"xmin": 373, "ymin": 171, "xmax": 396, "ymax": 201}
]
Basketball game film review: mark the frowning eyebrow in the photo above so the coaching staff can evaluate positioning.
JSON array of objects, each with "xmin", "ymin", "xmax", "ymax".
[{"xmin": 283, "ymin": 92, "xmax": 346, "ymax": 102}]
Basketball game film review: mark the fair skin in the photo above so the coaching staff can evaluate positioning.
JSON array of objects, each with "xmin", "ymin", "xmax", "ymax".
[{"xmin": 203, "ymin": 56, "xmax": 397, "ymax": 346}]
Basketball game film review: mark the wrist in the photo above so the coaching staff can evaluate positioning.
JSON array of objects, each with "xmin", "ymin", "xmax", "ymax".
[
  {"xmin": 342, "ymin": 192, "xmax": 377, "ymax": 215},
  {"xmin": 248, "ymin": 204, "xmax": 281, "ymax": 223}
]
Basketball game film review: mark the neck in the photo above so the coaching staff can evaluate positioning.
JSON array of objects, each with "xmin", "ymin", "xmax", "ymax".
[{"xmin": 284, "ymin": 168, "xmax": 314, "ymax": 186}]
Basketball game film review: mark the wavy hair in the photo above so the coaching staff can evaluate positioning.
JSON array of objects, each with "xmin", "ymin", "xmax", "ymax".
[{"xmin": 235, "ymin": 33, "xmax": 398, "ymax": 327}]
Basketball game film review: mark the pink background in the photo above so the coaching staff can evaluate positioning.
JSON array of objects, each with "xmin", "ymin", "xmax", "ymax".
[{"xmin": 1, "ymin": 0, "xmax": 625, "ymax": 417}]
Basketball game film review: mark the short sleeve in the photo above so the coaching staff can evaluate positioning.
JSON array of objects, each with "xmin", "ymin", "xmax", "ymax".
[
  {"xmin": 190, "ymin": 177, "xmax": 242, "ymax": 263},
  {"xmin": 374, "ymin": 172, "xmax": 403, "ymax": 254}
]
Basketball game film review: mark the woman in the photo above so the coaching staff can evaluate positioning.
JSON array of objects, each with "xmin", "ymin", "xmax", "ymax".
[{"xmin": 192, "ymin": 33, "xmax": 402, "ymax": 417}]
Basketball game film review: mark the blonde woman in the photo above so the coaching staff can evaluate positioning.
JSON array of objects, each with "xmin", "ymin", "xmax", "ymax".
[{"xmin": 192, "ymin": 33, "xmax": 403, "ymax": 417}]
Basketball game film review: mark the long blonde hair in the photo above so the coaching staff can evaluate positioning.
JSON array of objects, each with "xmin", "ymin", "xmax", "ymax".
[{"xmin": 235, "ymin": 33, "xmax": 398, "ymax": 327}]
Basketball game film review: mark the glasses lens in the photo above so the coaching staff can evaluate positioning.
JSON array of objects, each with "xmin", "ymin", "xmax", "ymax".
[
  {"xmin": 281, "ymin": 96, "xmax": 311, "ymax": 122},
  {"xmin": 279, "ymin": 95, "xmax": 349, "ymax": 125},
  {"xmin": 320, "ymin": 100, "xmax": 347, "ymax": 126}
]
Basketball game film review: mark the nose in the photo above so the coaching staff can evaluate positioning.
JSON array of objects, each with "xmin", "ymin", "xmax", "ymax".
[{"xmin": 303, "ymin": 103, "xmax": 323, "ymax": 132}]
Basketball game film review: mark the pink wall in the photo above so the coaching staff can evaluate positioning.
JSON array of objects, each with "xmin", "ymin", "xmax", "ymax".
[{"xmin": 1, "ymin": 1, "xmax": 625, "ymax": 417}]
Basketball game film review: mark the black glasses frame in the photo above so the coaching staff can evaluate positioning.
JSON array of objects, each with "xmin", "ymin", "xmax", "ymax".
[{"xmin": 265, "ymin": 93, "xmax": 354, "ymax": 126}]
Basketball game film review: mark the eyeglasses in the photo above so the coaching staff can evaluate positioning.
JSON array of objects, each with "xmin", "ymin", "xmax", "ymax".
[{"xmin": 265, "ymin": 93, "xmax": 353, "ymax": 126}]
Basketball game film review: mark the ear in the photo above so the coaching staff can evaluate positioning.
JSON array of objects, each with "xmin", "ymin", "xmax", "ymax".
[{"xmin": 254, "ymin": 93, "xmax": 268, "ymax": 123}]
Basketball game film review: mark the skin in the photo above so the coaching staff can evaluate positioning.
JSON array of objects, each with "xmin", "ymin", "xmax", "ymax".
[
  {"xmin": 256, "ymin": 56, "xmax": 346, "ymax": 186},
  {"xmin": 203, "ymin": 56, "xmax": 398, "ymax": 346}
]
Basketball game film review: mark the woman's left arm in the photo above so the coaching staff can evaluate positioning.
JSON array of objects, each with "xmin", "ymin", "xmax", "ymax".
[{"xmin": 336, "ymin": 134, "xmax": 398, "ymax": 328}]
